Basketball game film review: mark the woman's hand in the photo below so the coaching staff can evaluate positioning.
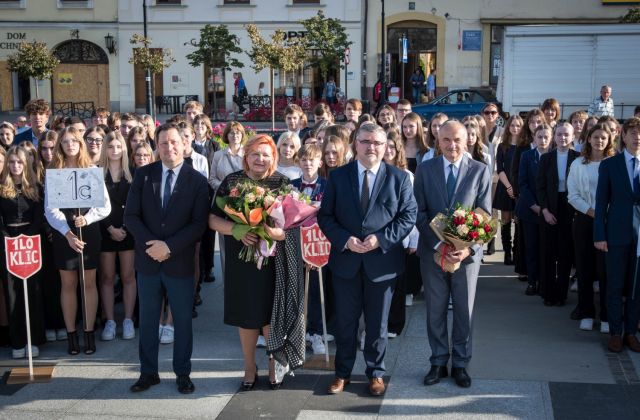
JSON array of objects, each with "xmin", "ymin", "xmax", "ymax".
[
  {"xmin": 108, "ymin": 226, "xmax": 127, "ymax": 242},
  {"xmin": 506, "ymin": 185, "xmax": 515, "ymax": 199},
  {"xmin": 241, "ymin": 231, "xmax": 259, "ymax": 247},
  {"xmin": 264, "ymin": 224, "xmax": 285, "ymax": 241},
  {"xmin": 65, "ymin": 231, "xmax": 85, "ymax": 253},
  {"xmin": 73, "ymin": 215, "xmax": 87, "ymax": 228}
]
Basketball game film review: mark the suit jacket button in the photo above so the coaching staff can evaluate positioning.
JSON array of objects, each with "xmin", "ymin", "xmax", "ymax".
[{"xmin": 161, "ymin": 223, "xmax": 165, "ymax": 227}]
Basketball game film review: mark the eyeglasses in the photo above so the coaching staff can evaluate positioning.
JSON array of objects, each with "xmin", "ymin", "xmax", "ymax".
[
  {"xmin": 358, "ymin": 139, "xmax": 387, "ymax": 147},
  {"xmin": 86, "ymin": 137, "xmax": 103, "ymax": 144},
  {"xmin": 135, "ymin": 153, "xmax": 151, "ymax": 158},
  {"xmin": 483, "ymin": 111, "xmax": 498, "ymax": 116}
]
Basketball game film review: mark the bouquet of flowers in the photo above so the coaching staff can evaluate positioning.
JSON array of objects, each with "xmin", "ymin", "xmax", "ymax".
[
  {"xmin": 269, "ymin": 185, "xmax": 319, "ymax": 230},
  {"xmin": 430, "ymin": 205, "xmax": 498, "ymax": 273},
  {"xmin": 215, "ymin": 180, "xmax": 279, "ymax": 267}
]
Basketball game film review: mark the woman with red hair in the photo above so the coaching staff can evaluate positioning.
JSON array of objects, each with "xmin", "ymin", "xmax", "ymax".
[{"xmin": 209, "ymin": 134, "xmax": 288, "ymax": 390}]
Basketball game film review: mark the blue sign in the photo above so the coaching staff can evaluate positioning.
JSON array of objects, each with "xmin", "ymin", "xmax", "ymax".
[
  {"xmin": 402, "ymin": 37, "xmax": 408, "ymax": 63},
  {"xmin": 462, "ymin": 30, "xmax": 482, "ymax": 51}
]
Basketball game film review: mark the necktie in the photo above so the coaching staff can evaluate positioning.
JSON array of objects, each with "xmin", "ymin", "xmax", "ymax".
[
  {"xmin": 163, "ymin": 169, "xmax": 174, "ymax": 210},
  {"xmin": 633, "ymin": 158, "xmax": 640, "ymax": 196},
  {"xmin": 360, "ymin": 170, "xmax": 370, "ymax": 213},
  {"xmin": 446, "ymin": 163, "xmax": 456, "ymax": 204}
]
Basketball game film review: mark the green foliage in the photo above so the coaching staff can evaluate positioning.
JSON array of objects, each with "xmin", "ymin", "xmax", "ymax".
[
  {"xmin": 245, "ymin": 24, "xmax": 305, "ymax": 73},
  {"xmin": 128, "ymin": 34, "xmax": 175, "ymax": 74},
  {"xmin": 299, "ymin": 10, "xmax": 352, "ymax": 82},
  {"xmin": 186, "ymin": 24, "xmax": 244, "ymax": 70},
  {"xmin": 621, "ymin": 8, "xmax": 640, "ymax": 23},
  {"xmin": 6, "ymin": 41, "xmax": 60, "ymax": 82}
]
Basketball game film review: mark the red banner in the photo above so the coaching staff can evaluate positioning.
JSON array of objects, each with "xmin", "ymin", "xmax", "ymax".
[
  {"xmin": 4, "ymin": 235, "xmax": 42, "ymax": 281},
  {"xmin": 300, "ymin": 223, "xmax": 331, "ymax": 268}
]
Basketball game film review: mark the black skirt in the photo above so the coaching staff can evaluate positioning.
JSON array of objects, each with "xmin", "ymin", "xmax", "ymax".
[
  {"xmin": 52, "ymin": 209, "xmax": 102, "ymax": 271},
  {"xmin": 493, "ymin": 183, "xmax": 515, "ymax": 211},
  {"xmin": 100, "ymin": 226, "xmax": 135, "ymax": 252}
]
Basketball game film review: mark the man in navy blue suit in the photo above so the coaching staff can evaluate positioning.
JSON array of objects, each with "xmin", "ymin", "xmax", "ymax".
[
  {"xmin": 318, "ymin": 123, "xmax": 417, "ymax": 396},
  {"xmin": 595, "ymin": 117, "xmax": 640, "ymax": 353},
  {"xmin": 124, "ymin": 123, "xmax": 209, "ymax": 394}
]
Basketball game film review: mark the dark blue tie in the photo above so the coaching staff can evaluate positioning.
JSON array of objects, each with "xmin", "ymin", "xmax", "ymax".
[
  {"xmin": 446, "ymin": 163, "xmax": 456, "ymax": 204},
  {"xmin": 163, "ymin": 169, "xmax": 174, "ymax": 210},
  {"xmin": 633, "ymin": 158, "xmax": 640, "ymax": 196}
]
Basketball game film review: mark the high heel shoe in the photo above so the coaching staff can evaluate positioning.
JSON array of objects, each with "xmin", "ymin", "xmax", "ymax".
[
  {"xmin": 241, "ymin": 365, "xmax": 258, "ymax": 391},
  {"xmin": 84, "ymin": 330, "xmax": 96, "ymax": 355},
  {"xmin": 269, "ymin": 358, "xmax": 284, "ymax": 390},
  {"xmin": 67, "ymin": 331, "xmax": 80, "ymax": 355}
]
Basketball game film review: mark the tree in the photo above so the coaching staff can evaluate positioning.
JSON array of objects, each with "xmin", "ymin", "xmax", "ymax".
[
  {"xmin": 6, "ymin": 40, "xmax": 60, "ymax": 98},
  {"xmin": 186, "ymin": 24, "xmax": 244, "ymax": 120},
  {"xmin": 299, "ymin": 10, "xmax": 352, "ymax": 96},
  {"xmin": 128, "ymin": 34, "xmax": 175, "ymax": 116},
  {"xmin": 621, "ymin": 8, "xmax": 640, "ymax": 23},
  {"xmin": 245, "ymin": 24, "xmax": 306, "ymax": 130}
]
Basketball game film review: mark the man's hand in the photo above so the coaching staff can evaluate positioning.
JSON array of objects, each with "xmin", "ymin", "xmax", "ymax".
[
  {"xmin": 444, "ymin": 247, "xmax": 471, "ymax": 263},
  {"xmin": 587, "ymin": 208, "xmax": 595, "ymax": 218},
  {"xmin": 346, "ymin": 236, "xmax": 368, "ymax": 253},
  {"xmin": 361, "ymin": 234, "xmax": 380, "ymax": 252},
  {"xmin": 406, "ymin": 247, "xmax": 417, "ymax": 255},
  {"xmin": 542, "ymin": 208, "xmax": 557, "ymax": 225},
  {"xmin": 146, "ymin": 240, "xmax": 171, "ymax": 262},
  {"xmin": 594, "ymin": 241, "xmax": 608, "ymax": 252},
  {"xmin": 531, "ymin": 204, "xmax": 541, "ymax": 215}
]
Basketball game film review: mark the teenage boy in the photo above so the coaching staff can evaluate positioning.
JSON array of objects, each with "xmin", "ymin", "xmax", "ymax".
[
  {"xmin": 93, "ymin": 107, "xmax": 110, "ymax": 127},
  {"xmin": 345, "ymin": 99, "xmax": 363, "ymax": 124},
  {"xmin": 279, "ymin": 104, "xmax": 309, "ymax": 142},
  {"xmin": 291, "ymin": 144, "xmax": 330, "ymax": 354},
  {"xmin": 120, "ymin": 113, "xmax": 143, "ymax": 138},
  {"xmin": 184, "ymin": 101, "xmax": 203, "ymax": 125},
  {"xmin": 14, "ymin": 98, "xmax": 50, "ymax": 146}
]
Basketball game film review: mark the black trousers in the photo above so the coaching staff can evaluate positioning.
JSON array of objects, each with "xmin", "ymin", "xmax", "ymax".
[
  {"xmin": 572, "ymin": 212, "xmax": 607, "ymax": 320},
  {"xmin": 388, "ymin": 252, "xmax": 421, "ymax": 334},
  {"xmin": 513, "ymin": 219, "xmax": 528, "ymax": 276},
  {"xmin": 539, "ymin": 192, "xmax": 574, "ymax": 304}
]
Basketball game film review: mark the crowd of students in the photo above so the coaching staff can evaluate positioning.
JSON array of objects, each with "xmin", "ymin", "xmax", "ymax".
[{"xmin": 1, "ymin": 90, "xmax": 639, "ymax": 360}]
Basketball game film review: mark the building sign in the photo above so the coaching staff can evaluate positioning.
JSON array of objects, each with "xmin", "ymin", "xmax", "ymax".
[
  {"xmin": 462, "ymin": 31, "xmax": 482, "ymax": 51},
  {"xmin": 58, "ymin": 73, "xmax": 73, "ymax": 85},
  {"xmin": 282, "ymin": 31, "xmax": 307, "ymax": 40},
  {"xmin": 0, "ymin": 32, "xmax": 27, "ymax": 50}
]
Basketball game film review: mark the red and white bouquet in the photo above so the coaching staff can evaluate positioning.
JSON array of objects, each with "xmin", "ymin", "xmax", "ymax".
[{"xmin": 430, "ymin": 205, "xmax": 498, "ymax": 272}]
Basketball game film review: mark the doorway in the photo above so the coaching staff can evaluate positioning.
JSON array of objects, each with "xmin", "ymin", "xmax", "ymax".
[{"xmin": 134, "ymin": 48, "xmax": 164, "ymax": 111}]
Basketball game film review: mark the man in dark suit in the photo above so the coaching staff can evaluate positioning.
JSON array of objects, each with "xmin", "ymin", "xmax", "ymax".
[
  {"xmin": 536, "ymin": 122, "xmax": 579, "ymax": 306},
  {"xmin": 414, "ymin": 121, "xmax": 491, "ymax": 388},
  {"xmin": 318, "ymin": 122, "xmax": 417, "ymax": 396},
  {"xmin": 124, "ymin": 123, "xmax": 209, "ymax": 394},
  {"xmin": 595, "ymin": 117, "xmax": 640, "ymax": 353},
  {"xmin": 13, "ymin": 98, "xmax": 50, "ymax": 147}
]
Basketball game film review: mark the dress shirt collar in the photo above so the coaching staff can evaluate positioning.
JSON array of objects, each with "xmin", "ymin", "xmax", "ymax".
[
  {"xmin": 624, "ymin": 149, "xmax": 640, "ymax": 161},
  {"xmin": 162, "ymin": 161, "xmax": 184, "ymax": 178},
  {"xmin": 443, "ymin": 155, "xmax": 463, "ymax": 172},
  {"xmin": 357, "ymin": 160, "xmax": 381, "ymax": 177}
]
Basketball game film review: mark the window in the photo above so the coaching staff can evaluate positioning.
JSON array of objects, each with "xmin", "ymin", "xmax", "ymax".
[
  {"xmin": 224, "ymin": 0, "xmax": 250, "ymax": 4},
  {"xmin": 156, "ymin": 0, "xmax": 181, "ymax": 4},
  {"xmin": 0, "ymin": 0, "xmax": 26, "ymax": 9},
  {"xmin": 57, "ymin": 0, "xmax": 94, "ymax": 8},
  {"xmin": 293, "ymin": 0, "xmax": 320, "ymax": 3}
]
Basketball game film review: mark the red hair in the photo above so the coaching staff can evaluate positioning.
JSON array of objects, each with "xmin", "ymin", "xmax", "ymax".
[{"xmin": 242, "ymin": 134, "xmax": 278, "ymax": 177}]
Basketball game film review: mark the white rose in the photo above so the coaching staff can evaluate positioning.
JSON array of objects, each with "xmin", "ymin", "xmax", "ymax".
[
  {"xmin": 453, "ymin": 209, "xmax": 466, "ymax": 219},
  {"xmin": 456, "ymin": 225, "xmax": 469, "ymax": 236},
  {"xmin": 475, "ymin": 213, "xmax": 484, "ymax": 223}
]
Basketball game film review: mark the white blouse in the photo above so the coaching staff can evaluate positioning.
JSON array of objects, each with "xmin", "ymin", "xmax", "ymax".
[
  {"xmin": 277, "ymin": 164, "xmax": 303, "ymax": 180},
  {"xmin": 45, "ymin": 182, "xmax": 111, "ymax": 236},
  {"xmin": 208, "ymin": 147, "xmax": 244, "ymax": 192},
  {"xmin": 567, "ymin": 159, "xmax": 600, "ymax": 215}
]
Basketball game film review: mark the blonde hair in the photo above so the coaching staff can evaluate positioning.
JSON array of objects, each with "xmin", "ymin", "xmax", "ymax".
[
  {"xmin": 133, "ymin": 143, "xmax": 156, "ymax": 167},
  {"xmin": 277, "ymin": 131, "xmax": 301, "ymax": 163},
  {"xmin": 52, "ymin": 126, "xmax": 93, "ymax": 169},
  {"xmin": 100, "ymin": 131, "xmax": 133, "ymax": 183},
  {"xmin": 0, "ymin": 146, "xmax": 41, "ymax": 201}
]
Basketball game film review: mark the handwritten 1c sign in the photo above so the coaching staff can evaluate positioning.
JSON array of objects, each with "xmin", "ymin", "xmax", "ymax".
[
  {"xmin": 300, "ymin": 223, "xmax": 331, "ymax": 268},
  {"xmin": 45, "ymin": 168, "xmax": 105, "ymax": 209},
  {"xmin": 4, "ymin": 235, "xmax": 42, "ymax": 281}
]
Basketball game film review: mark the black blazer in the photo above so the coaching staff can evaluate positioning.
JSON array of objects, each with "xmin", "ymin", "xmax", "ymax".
[
  {"xmin": 124, "ymin": 160, "xmax": 209, "ymax": 278},
  {"xmin": 536, "ymin": 149, "xmax": 579, "ymax": 216}
]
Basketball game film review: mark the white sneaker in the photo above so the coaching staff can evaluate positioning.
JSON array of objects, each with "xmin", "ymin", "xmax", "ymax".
[
  {"xmin": 160, "ymin": 325, "xmax": 174, "ymax": 344},
  {"xmin": 600, "ymin": 321, "xmax": 610, "ymax": 334},
  {"xmin": 570, "ymin": 280, "xmax": 578, "ymax": 292},
  {"xmin": 310, "ymin": 334, "xmax": 326, "ymax": 354},
  {"xmin": 45, "ymin": 329, "xmax": 57, "ymax": 342},
  {"xmin": 324, "ymin": 333, "xmax": 334, "ymax": 342},
  {"xmin": 12, "ymin": 346, "xmax": 39, "ymax": 359},
  {"xmin": 101, "ymin": 320, "xmax": 116, "ymax": 341},
  {"xmin": 56, "ymin": 329, "xmax": 68, "ymax": 341},
  {"xmin": 580, "ymin": 318, "xmax": 594, "ymax": 331},
  {"xmin": 122, "ymin": 319, "xmax": 135, "ymax": 340},
  {"xmin": 359, "ymin": 331, "xmax": 365, "ymax": 351},
  {"xmin": 256, "ymin": 335, "xmax": 266, "ymax": 348},
  {"xmin": 593, "ymin": 281, "xmax": 600, "ymax": 294},
  {"xmin": 388, "ymin": 332, "xmax": 397, "ymax": 339},
  {"xmin": 405, "ymin": 294, "xmax": 414, "ymax": 306},
  {"xmin": 158, "ymin": 324, "xmax": 164, "ymax": 340}
]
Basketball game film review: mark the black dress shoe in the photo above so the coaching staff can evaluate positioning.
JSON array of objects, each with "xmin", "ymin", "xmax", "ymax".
[
  {"xmin": 176, "ymin": 375, "xmax": 195, "ymax": 394},
  {"xmin": 451, "ymin": 367, "xmax": 471, "ymax": 388},
  {"xmin": 518, "ymin": 275, "xmax": 528, "ymax": 282},
  {"xmin": 525, "ymin": 284, "xmax": 537, "ymax": 296},
  {"xmin": 130, "ymin": 373, "xmax": 161, "ymax": 392},
  {"xmin": 423, "ymin": 365, "xmax": 448, "ymax": 386}
]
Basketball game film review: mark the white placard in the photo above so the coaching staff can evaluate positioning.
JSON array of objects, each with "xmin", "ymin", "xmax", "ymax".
[{"xmin": 45, "ymin": 168, "xmax": 105, "ymax": 209}]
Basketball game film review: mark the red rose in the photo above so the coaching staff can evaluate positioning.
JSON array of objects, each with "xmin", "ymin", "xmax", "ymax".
[
  {"xmin": 472, "ymin": 219, "xmax": 479, "ymax": 227},
  {"xmin": 454, "ymin": 216, "xmax": 465, "ymax": 225},
  {"xmin": 484, "ymin": 224, "xmax": 492, "ymax": 233},
  {"xmin": 469, "ymin": 231, "xmax": 479, "ymax": 240}
]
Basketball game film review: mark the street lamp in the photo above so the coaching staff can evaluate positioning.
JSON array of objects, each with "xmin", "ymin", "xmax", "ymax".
[{"xmin": 104, "ymin": 33, "xmax": 117, "ymax": 55}]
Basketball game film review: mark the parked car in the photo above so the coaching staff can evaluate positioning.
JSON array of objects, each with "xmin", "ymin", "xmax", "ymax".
[{"xmin": 412, "ymin": 88, "xmax": 507, "ymax": 124}]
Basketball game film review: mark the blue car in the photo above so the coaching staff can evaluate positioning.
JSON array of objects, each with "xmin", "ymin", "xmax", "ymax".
[{"xmin": 412, "ymin": 89, "xmax": 505, "ymax": 123}]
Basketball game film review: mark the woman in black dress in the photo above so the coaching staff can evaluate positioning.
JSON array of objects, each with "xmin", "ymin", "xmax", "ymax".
[
  {"xmin": 44, "ymin": 127, "xmax": 111, "ymax": 355},
  {"xmin": 0, "ymin": 146, "xmax": 46, "ymax": 358},
  {"xmin": 494, "ymin": 115, "xmax": 523, "ymax": 265},
  {"xmin": 209, "ymin": 134, "xmax": 287, "ymax": 390},
  {"xmin": 99, "ymin": 131, "xmax": 136, "ymax": 341}
]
